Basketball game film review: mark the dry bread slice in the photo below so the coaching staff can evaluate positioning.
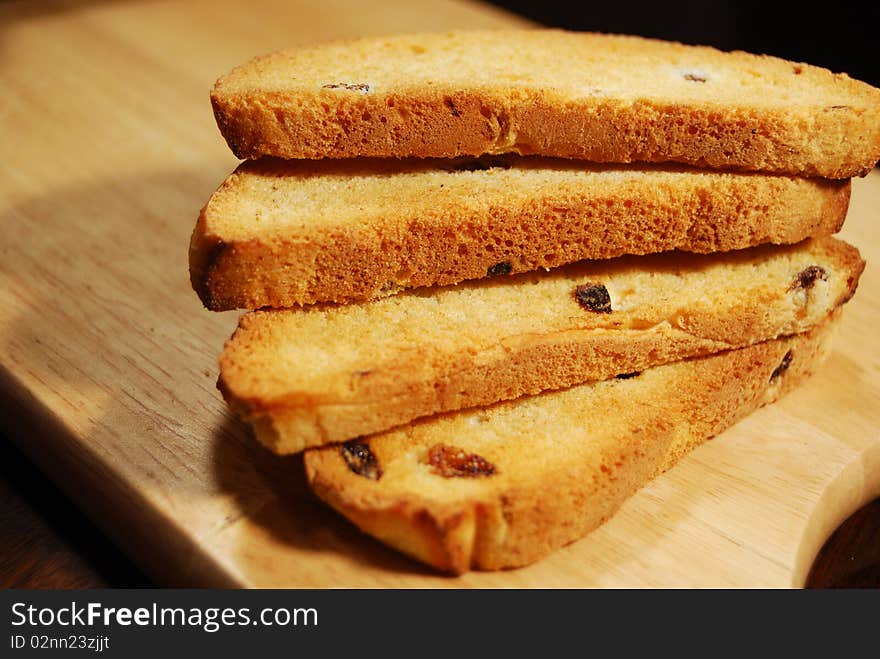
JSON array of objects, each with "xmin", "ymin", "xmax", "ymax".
[
  {"xmin": 304, "ymin": 316, "xmax": 838, "ymax": 573},
  {"xmin": 190, "ymin": 157, "xmax": 850, "ymax": 310},
  {"xmin": 211, "ymin": 30, "xmax": 880, "ymax": 177},
  {"xmin": 219, "ymin": 237, "xmax": 863, "ymax": 454}
]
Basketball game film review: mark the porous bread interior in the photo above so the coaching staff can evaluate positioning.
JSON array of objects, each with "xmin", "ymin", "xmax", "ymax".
[
  {"xmin": 192, "ymin": 157, "xmax": 849, "ymax": 309},
  {"xmin": 211, "ymin": 30, "xmax": 880, "ymax": 175},
  {"xmin": 312, "ymin": 325, "xmax": 832, "ymax": 506},
  {"xmin": 222, "ymin": 237, "xmax": 858, "ymax": 404},
  {"xmin": 304, "ymin": 316, "xmax": 836, "ymax": 572},
  {"xmin": 201, "ymin": 158, "xmax": 845, "ymax": 242},
  {"xmin": 217, "ymin": 30, "xmax": 876, "ymax": 108}
]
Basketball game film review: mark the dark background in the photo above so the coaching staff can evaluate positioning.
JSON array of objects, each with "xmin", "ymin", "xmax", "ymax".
[{"xmin": 490, "ymin": 0, "xmax": 879, "ymax": 88}]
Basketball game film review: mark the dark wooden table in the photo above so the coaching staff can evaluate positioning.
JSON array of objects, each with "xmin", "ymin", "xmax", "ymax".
[
  {"xmin": 0, "ymin": 437, "xmax": 149, "ymax": 588},
  {"xmin": 1, "ymin": 436, "xmax": 877, "ymax": 588}
]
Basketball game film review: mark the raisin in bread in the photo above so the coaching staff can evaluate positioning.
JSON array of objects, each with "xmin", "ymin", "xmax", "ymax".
[
  {"xmin": 304, "ymin": 315, "xmax": 838, "ymax": 573},
  {"xmin": 190, "ymin": 157, "xmax": 850, "ymax": 309},
  {"xmin": 219, "ymin": 237, "xmax": 863, "ymax": 454},
  {"xmin": 211, "ymin": 30, "xmax": 880, "ymax": 177}
]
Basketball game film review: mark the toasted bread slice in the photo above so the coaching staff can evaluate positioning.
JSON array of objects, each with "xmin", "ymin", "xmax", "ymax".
[
  {"xmin": 190, "ymin": 158, "xmax": 850, "ymax": 309},
  {"xmin": 219, "ymin": 237, "xmax": 863, "ymax": 454},
  {"xmin": 304, "ymin": 315, "xmax": 838, "ymax": 573},
  {"xmin": 211, "ymin": 30, "xmax": 880, "ymax": 177}
]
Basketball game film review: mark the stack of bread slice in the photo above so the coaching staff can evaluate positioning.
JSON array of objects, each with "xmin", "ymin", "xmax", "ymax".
[{"xmin": 190, "ymin": 30, "xmax": 879, "ymax": 574}]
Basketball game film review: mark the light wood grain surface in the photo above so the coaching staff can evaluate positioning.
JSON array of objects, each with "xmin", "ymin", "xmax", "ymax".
[{"xmin": 1, "ymin": 0, "xmax": 877, "ymax": 587}]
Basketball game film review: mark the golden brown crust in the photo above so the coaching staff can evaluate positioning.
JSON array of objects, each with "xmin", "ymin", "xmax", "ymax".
[
  {"xmin": 304, "ymin": 317, "xmax": 838, "ymax": 573},
  {"xmin": 211, "ymin": 30, "xmax": 880, "ymax": 177},
  {"xmin": 188, "ymin": 208, "xmax": 227, "ymax": 310},
  {"xmin": 218, "ymin": 237, "xmax": 863, "ymax": 454},
  {"xmin": 190, "ymin": 158, "xmax": 851, "ymax": 310}
]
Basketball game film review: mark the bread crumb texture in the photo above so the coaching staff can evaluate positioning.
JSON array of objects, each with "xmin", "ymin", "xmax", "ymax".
[
  {"xmin": 304, "ymin": 317, "xmax": 838, "ymax": 573},
  {"xmin": 190, "ymin": 158, "xmax": 850, "ymax": 309},
  {"xmin": 211, "ymin": 30, "xmax": 880, "ymax": 176},
  {"xmin": 218, "ymin": 237, "xmax": 862, "ymax": 452}
]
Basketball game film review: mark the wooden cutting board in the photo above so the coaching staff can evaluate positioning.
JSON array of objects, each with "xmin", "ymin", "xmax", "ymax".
[{"xmin": 1, "ymin": 0, "xmax": 878, "ymax": 588}]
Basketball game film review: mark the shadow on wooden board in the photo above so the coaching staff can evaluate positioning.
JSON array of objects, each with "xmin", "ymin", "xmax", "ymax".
[
  {"xmin": 0, "ymin": 169, "xmax": 240, "ymax": 587},
  {"xmin": 209, "ymin": 412, "xmax": 436, "ymax": 579}
]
